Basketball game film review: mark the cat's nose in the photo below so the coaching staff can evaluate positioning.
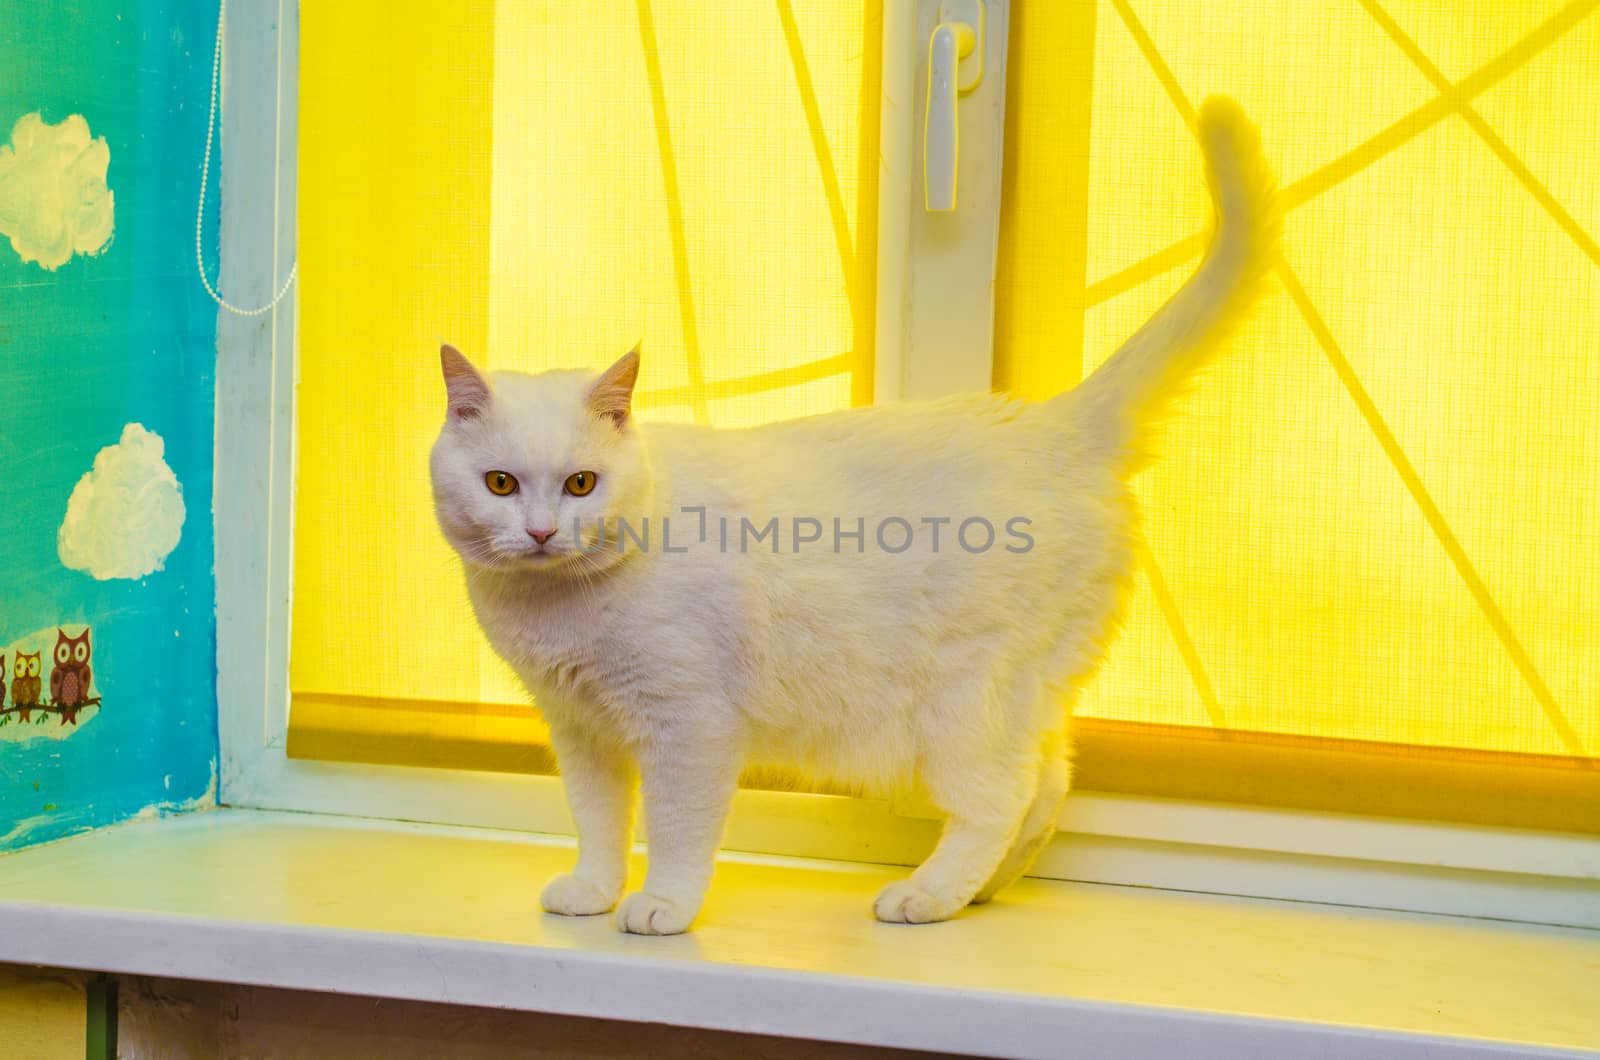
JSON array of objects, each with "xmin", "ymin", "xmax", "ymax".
[{"xmin": 528, "ymin": 527, "xmax": 557, "ymax": 546}]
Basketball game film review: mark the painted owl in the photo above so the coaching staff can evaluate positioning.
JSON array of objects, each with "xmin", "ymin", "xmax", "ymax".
[
  {"xmin": 49, "ymin": 629, "xmax": 92, "ymax": 725},
  {"xmin": 11, "ymin": 651, "xmax": 42, "ymax": 720},
  {"xmin": 0, "ymin": 652, "xmax": 6, "ymax": 709}
]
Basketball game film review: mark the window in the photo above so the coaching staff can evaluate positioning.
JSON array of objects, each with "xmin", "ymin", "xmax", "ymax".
[
  {"xmin": 219, "ymin": 0, "xmax": 1598, "ymax": 918},
  {"xmin": 289, "ymin": 1, "xmax": 886, "ymax": 772},
  {"xmin": 1063, "ymin": 0, "xmax": 1599, "ymax": 831}
]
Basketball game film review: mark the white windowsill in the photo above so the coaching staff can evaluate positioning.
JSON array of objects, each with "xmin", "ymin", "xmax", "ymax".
[{"xmin": 0, "ymin": 809, "xmax": 1594, "ymax": 1059}]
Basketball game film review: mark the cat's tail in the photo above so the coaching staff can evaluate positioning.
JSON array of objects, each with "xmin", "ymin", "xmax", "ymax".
[{"xmin": 1066, "ymin": 95, "xmax": 1279, "ymax": 472}]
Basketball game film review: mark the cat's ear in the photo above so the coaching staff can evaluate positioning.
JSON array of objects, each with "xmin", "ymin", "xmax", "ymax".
[
  {"xmin": 588, "ymin": 346, "xmax": 641, "ymax": 429},
  {"xmin": 440, "ymin": 344, "xmax": 491, "ymax": 422}
]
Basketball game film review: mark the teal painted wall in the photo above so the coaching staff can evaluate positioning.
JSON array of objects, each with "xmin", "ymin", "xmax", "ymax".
[{"xmin": 0, "ymin": 0, "xmax": 218, "ymax": 848}]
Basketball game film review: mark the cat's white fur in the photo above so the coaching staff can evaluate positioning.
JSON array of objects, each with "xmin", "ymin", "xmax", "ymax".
[{"xmin": 430, "ymin": 97, "xmax": 1278, "ymax": 934}]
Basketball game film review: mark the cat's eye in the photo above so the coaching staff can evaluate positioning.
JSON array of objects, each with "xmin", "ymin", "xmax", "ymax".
[
  {"xmin": 564, "ymin": 471, "xmax": 598, "ymax": 497},
  {"xmin": 484, "ymin": 470, "xmax": 519, "ymax": 496}
]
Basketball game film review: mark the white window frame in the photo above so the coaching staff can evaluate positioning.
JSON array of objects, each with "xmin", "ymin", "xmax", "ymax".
[{"xmin": 213, "ymin": 0, "xmax": 1600, "ymax": 932}]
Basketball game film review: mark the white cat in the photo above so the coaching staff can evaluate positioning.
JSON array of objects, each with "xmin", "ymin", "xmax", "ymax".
[{"xmin": 430, "ymin": 96, "xmax": 1277, "ymax": 935}]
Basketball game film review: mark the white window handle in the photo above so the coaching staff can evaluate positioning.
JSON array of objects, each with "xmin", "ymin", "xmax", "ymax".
[{"xmin": 924, "ymin": 0, "xmax": 985, "ymax": 212}]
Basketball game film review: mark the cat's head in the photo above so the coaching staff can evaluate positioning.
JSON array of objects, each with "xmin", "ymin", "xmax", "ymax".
[{"xmin": 429, "ymin": 344, "xmax": 652, "ymax": 575}]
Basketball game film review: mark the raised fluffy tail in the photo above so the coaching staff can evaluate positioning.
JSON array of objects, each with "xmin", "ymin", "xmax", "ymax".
[{"xmin": 1068, "ymin": 95, "xmax": 1279, "ymax": 470}]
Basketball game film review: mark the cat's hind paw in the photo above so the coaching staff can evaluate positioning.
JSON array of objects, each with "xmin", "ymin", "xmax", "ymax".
[
  {"xmin": 540, "ymin": 873, "xmax": 618, "ymax": 917},
  {"xmin": 616, "ymin": 891, "xmax": 696, "ymax": 935},
  {"xmin": 872, "ymin": 880, "xmax": 963, "ymax": 924}
]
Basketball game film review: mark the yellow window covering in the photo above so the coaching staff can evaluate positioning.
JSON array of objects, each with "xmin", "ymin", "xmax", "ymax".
[
  {"xmin": 293, "ymin": 1, "xmax": 1598, "ymax": 831},
  {"xmin": 1059, "ymin": 0, "xmax": 1599, "ymax": 826},
  {"xmin": 291, "ymin": 2, "xmax": 880, "ymax": 756}
]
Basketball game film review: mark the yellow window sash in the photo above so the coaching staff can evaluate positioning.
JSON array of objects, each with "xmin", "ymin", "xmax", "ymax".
[{"xmin": 287, "ymin": 697, "xmax": 1599, "ymax": 835}]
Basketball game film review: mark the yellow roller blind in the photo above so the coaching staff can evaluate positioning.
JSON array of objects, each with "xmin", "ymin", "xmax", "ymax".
[
  {"xmin": 292, "ymin": 1, "xmax": 1597, "ymax": 831},
  {"xmin": 291, "ymin": 2, "xmax": 881, "ymax": 749},
  {"xmin": 1050, "ymin": 0, "xmax": 1599, "ymax": 828},
  {"xmin": 1068, "ymin": 0, "xmax": 1600, "ymax": 762}
]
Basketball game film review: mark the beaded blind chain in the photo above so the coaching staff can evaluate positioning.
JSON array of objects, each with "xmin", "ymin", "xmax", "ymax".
[{"xmin": 196, "ymin": 0, "xmax": 297, "ymax": 317}]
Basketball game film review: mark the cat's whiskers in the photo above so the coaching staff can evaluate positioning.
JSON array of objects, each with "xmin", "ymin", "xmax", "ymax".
[{"xmin": 453, "ymin": 534, "xmax": 528, "ymax": 573}]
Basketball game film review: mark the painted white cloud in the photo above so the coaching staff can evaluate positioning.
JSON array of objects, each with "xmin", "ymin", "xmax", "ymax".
[
  {"xmin": 0, "ymin": 112, "xmax": 114, "ymax": 270},
  {"xmin": 59, "ymin": 424, "xmax": 186, "ymax": 581}
]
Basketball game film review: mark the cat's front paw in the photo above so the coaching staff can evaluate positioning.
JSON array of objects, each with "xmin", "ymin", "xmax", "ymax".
[
  {"xmin": 872, "ymin": 880, "xmax": 963, "ymax": 924},
  {"xmin": 615, "ymin": 891, "xmax": 696, "ymax": 935},
  {"xmin": 541, "ymin": 873, "xmax": 619, "ymax": 917}
]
